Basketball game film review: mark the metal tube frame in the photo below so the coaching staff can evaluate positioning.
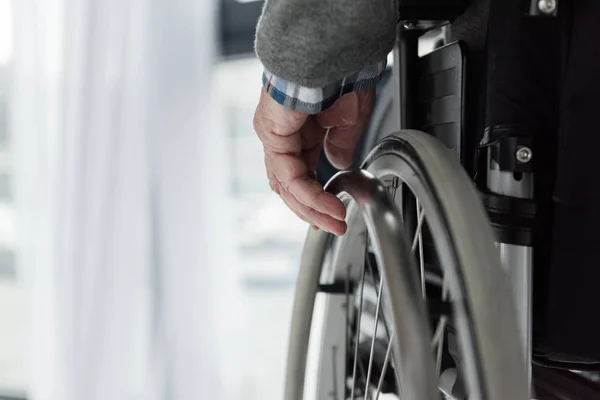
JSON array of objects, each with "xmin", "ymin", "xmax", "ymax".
[
  {"xmin": 284, "ymin": 170, "xmax": 438, "ymax": 400},
  {"xmin": 487, "ymin": 163, "xmax": 534, "ymax": 397}
]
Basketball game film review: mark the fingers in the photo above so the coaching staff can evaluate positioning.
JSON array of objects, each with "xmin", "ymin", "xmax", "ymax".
[
  {"xmin": 266, "ymin": 152, "xmax": 346, "ymax": 221},
  {"xmin": 255, "ymin": 91, "xmax": 347, "ymax": 234},
  {"xmin": 323, "ymin": 125, "xmax": 365, "ymax": 170},
  {"xmin": 265, "ymin": 154, "xmax": 347, "ymax": 235},
  {"xmin": 300, "ymin": 117, "xmax": 327, "ymax": 178},
  {"xmin": 266, "ymin": 165, "xmax": 310, "ymax": 224},
  {"xmin": 280, "ymin": 186, "xmax": 347, "ymax": 236},
  {"xmin": 317, "ymin": 89, "xmax": 375, "ymax": 169}
]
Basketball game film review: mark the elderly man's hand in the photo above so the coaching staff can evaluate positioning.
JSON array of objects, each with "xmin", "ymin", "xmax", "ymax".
[{"xmin": 253, "ymin": 89, "xmax": 375, "ymax": 235}]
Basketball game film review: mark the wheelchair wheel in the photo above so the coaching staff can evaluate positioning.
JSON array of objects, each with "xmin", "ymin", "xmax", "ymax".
[{"xmin": 284, "ymin": 130, "xmax": 528, "ymax": 400}]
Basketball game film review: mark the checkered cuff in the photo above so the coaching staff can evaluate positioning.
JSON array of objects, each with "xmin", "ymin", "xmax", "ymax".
[{"xmin": 262, "ymin": 61, "xmax": 387, "ymax": 114}]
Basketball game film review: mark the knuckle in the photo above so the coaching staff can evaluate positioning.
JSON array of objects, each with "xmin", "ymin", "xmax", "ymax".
[
  {"xmin": 305, "ymin": 207, "xmax": 319, "ymax": 220},
  {"xmin": 308, "ymin": 188, "xmax": 321, "ymax": 204},
  {"xmin": 279, "ymin": 177, "xmax": 294, "ymax": 192},
  {"xmin": 253, "ymin": 109, "xmax": 266, "ymax": 136},
  {"xmin": 252, "ymin": 109, "xmax": 259, "ymax": 129},
  {"xmin": 263, "ymin": 140, "xmax": 291, "ymax": 155},
  {"xmin": 269, "ymin": 180, "xmax": 280, "ymax": 194}
]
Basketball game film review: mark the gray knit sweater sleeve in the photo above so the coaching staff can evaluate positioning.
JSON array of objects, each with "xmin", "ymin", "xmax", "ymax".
[{"xmin": 255, "ymin": 0, "xmax": 399, "ymax": 88}]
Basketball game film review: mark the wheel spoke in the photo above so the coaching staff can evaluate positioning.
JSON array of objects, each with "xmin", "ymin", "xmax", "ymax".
[
  {"xmin": 389, "ymin": 177, "xmax": 399, "ymax": 202},
  {"xmin": 364, "ymin": 275, "xmax": 384, "ymax": 397},
  {"xmin": 374, "ymin": 329, "xmax": 394, "ymax": 399},
  {"xmin": 431, "ymin": 315, "xmax": 447, "ymax": 349},
  {"xmin": 363, "ymin": 250, "xmax": 403, "ymax": 396},
  {"xmin": 433, "ymin": 316, "xmax": 447, "ymax": 377},
  {"xmin": 363, "ymin": 177, "xmax": 447, "ymax": 397},
  {"xmin": 357, "ymin": 356, "xmax": 371, "ymax": 400},
  {"xmin": 411, "ymin": 201, "xmax": 426, "ymax": 299},
  {"xmin": 349, "ymin": 243, "xmax": 369, "ymax": 400},
  {"xmin": 431, "ymin": 278, "xmax": 449, "ymax": 377},
  {"xmin": 344, "ymin": 264, "xmax": 352, "ymax": 400}
]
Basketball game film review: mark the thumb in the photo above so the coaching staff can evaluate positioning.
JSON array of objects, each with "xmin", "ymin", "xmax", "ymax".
[{"xmin": 316, "ymin": 89, "xmax": 375, "ymax": 169}]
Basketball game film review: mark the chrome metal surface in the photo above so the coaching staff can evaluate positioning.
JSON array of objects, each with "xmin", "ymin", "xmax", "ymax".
[
  {"xmin": 285, "ymin": 229, "xmax": 330, "ymax": 400},
  {"xmin": 516, "ymin": 146, "xmax": 533, "ymax": 163},
  {"xmin": 314, "ymin": 293, "xmax": 347, "ymax": 400},
  {"xmin": 402, "ymin": 20, "xmax": 447, "ymax": 31},
  {"xmin": 393, "ymin": 27, "xmax": 419, "ymax": 131},
  {"xmin": 349, "ymin": 257, "xmax": 367, "ymax": 400},
  {"xmin": 363, "ymin": 273, "xmax": 384, "ymax": 396},
  {"xmin": 403, "ymin": 20, "xmax": 418, "ymax": 30},
  {"xmin": 415, "ymin": 201, "xmax": 426, "ymax": 299},
  {"xmin": 499, "ymin": 244, "xmax": 532, "ymax": 363},
  {"xmin": 285, "ymin": 168, "xmax": 438, "ymax": 400},
  {"xmin": 374, "ymin": 332, "xmax": 395, "ymax": 397},
  {"xmin": 487, "ymin": 159, "xmax": 534, "ymax": 396},
  {"xmin": 487, "ymin": 160, "xmax": 534, "ymax": 198},
  {"xmin": 327, "ymin": 169, "xmax": 439, "ymax": 400},
  {"xmin": 439, "ymin": 368, "xmax": 460, "ymax": 400},
  {"xmin": 315, "ymin": 203, "xmax": 365, "ymax": 400},
  {"xmin": 392, "ymin": 37, "xmax": 405, "ymax": 131},
  {"xmin": 538, "ymin": 0, "xmax": 556, "ymax": 14}
]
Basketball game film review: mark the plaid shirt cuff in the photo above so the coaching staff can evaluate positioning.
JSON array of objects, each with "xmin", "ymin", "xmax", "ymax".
[{"xmin": 262, "ymin": 60, "xmax": 387, "ymax": 114}]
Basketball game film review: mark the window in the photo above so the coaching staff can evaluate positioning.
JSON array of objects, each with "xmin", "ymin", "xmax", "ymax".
[
  {"xmin": 0, "ymin": 1, "xmax": 27, "ymax": 398},
  {"xmin": 216, "ymin": 57, "xmax": 306, "ymax": 399}
]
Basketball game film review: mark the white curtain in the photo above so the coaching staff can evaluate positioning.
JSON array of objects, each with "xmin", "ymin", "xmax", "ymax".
[{"xmin": 10, "ymin": 0, "xmax": 238, "ymax": 399}]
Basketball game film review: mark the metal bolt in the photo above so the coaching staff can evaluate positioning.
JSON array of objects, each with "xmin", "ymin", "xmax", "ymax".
[
  {"xmin": 516, "ymin": 146, "xmax": 533, "ymax": 163},
  {"xmin": 538, "ymin": 0, "xmax": 557, "ymax": 14},
  {"xmin": 403, "ymin": 21, "xmax": 417, "ymax": 30}
]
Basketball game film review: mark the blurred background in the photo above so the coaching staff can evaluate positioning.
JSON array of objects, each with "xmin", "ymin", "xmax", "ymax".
[{"xmin": 0, "ymin": 0, "xmax": 310, "ymax": 399}]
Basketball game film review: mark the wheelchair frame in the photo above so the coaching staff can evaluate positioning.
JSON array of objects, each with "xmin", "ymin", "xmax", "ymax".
[
  {"xmin": 389, "ymin": 18, "xmax": 534, "ymax": 392},
  {"xmin": 381, "ymin": 0, "xmax": 600, "ymax": 397},
  {"xmin": 306, "ymin": 0, "xmax": 600, "ymax": 397}
]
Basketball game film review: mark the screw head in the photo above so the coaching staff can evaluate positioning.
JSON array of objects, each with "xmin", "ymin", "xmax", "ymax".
[
  {"xmin": 516, "ymin": 146, "xmax": 533, "ymax": 163},
  {"xmin": 538, "ymin": 0, "xmax": 557, "ymax": 14},
  {"xmin": 403, "ymin": 21, "xmax": 417, "ymax": 29}
]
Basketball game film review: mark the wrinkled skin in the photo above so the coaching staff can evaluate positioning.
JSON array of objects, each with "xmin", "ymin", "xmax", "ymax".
[{"xmin": 253, "ymin": 88, "xmax": 375, "ymax": 235}]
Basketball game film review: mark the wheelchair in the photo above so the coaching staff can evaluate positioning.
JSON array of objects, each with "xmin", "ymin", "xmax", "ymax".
[{"xmin": 284, "ymin": 0, "xmax": 600, "ymax": 399}]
